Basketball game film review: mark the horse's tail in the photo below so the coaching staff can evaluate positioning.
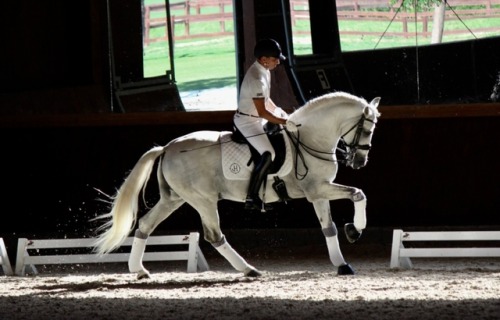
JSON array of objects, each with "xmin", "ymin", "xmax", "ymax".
[{"xmin": 92, "ymin": 146, "xmax": 165, "ymax": 255}]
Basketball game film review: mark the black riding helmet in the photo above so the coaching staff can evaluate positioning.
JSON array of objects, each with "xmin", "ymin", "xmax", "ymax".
[{"xmin": 254, "ymin": 38, "xmax": 286, "ymax": 61}]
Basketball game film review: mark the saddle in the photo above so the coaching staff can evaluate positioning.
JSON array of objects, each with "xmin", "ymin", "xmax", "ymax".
[{"xmin": 220, "ymin": 122, "xmax": 293, "ymax": 202}]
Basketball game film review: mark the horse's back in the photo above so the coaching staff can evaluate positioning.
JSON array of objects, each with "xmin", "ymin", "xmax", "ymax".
[
  {"xmin": 161, "ymin": 130, "xmax": 227, "ymax": 186},
  {"xmin": 163, "ymin": 130, "xmax": 225, "ymax": 153}
]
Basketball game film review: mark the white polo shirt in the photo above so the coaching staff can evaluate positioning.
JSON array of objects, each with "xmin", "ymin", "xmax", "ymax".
[
  {"xmin": 237, "ymin": 61, "xmax": 271, "ymax": 117},
  {"xmin": 233, "ymin": 61, "xmax": 275, "ymax": 158}
]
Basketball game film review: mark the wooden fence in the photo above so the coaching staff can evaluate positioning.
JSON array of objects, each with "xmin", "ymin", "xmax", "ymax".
[
  {"xmin": 292, "ymin": 0, "xmax": 500, "ymax": 38},
  {"xmin": 144, "ymin": 0, "xmax": 233, "ymax": 46},
  {"xmin": 143, "ymin": 0, "xmax": 500, "ymax": 45},
  {"xmin": 342, "ymin": 0, "xmax": 500, "ymax": 38}
]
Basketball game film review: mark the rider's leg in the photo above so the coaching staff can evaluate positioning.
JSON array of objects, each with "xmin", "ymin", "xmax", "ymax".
[{"xmin": 245, "ymin": 151, "xmax": 272, "ymax": 211}]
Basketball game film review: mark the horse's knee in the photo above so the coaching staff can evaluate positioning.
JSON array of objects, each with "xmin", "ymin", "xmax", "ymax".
[{"xmin": 351, "ymin": 189, "xmax": 366, "ymax": 202}]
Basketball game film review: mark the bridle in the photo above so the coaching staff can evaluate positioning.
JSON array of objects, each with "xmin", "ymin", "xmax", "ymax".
[
  {"xmin": 285, "ymin": 114, "xmax": 376, "ymax": 180},
  {"xmin": 337, "ymin": 114, "xmax": 376, "ymax": 166}
]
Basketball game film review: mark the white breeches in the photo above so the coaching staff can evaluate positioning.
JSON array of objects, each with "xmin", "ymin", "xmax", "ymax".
[{"xmin": 234, "ymin": 114, "xmax": 275, "ymax": 160}]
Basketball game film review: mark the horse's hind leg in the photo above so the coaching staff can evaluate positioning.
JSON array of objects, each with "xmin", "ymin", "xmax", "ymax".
[
  {"xmin": 195, "ymin": 201, "xmax": 261, "ymax": 277},
  {"xmin": 313, "ymin": 200, "xmax": 355, "ymax": 275},
  {"xmin": 211, "ymin": 235, "xmax": 261, "ymax": 277},
  {"xmin": 129, "ymin": 197, "xmax": 184, "ymax": 279}
]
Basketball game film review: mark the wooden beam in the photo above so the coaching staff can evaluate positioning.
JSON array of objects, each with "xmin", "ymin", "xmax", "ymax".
[
  {"xmin": 0, "ymin": 103, "xmax": 499, "ymax": 128},
  {"xmin": 379, "ymin": 102, "xmax": 500, "ymax": 119}
]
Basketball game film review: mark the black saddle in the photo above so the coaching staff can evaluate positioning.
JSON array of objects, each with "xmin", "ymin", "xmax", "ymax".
[{"xmin": 231, "ymin": 122, "xmax": 286, "ymax": 175}]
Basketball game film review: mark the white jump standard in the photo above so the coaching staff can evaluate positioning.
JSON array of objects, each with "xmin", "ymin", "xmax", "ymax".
[
  {"xmin": 15, "ymin": 233, "xmax": 208, "ymax": 276},
  {"xmin": 0, "ymin": 238, "xmax": 14, "ymax": 276},
  {"xmin": 390, "ymin": 229, "xmax": 500, "ymax": 268}
]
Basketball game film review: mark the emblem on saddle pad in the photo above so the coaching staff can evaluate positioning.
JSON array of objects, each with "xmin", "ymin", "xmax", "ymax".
[{"xmin": 220, "ymin": 131, "xmax": 292, "ymax": 181}]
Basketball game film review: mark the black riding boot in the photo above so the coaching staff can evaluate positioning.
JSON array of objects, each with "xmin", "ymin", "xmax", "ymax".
[{"xmin": 245, "ymin": 152, "xmax": 273, "ymax": 211}]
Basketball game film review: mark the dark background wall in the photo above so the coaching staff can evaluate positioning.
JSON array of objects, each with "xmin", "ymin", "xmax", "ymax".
[
  {"xmin": 345, "ymin": 37, "xmax": 500, "ymax": 105},
  {"xmin": 1, "ymin": 113, "xmax": 498, "ymax": 236},
  {"xmin": 0, "ymin": 0, "xmax": 499, "ymax": 248}
]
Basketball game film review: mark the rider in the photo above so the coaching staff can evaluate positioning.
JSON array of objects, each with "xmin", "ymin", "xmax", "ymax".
[{"xmin": 233, "ymin": 38, "xmax": 298, "ymax": 211}]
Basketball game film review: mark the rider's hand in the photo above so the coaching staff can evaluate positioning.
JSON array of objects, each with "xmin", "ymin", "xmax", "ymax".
[{"xmin": 285, "ymin": 120, "xmax": 299, "ymax": 132}]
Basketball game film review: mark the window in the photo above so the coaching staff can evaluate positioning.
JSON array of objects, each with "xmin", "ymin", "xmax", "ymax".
[
  {"xmin": 288, "ymin": 1, "xmax": 313, "ymax": 55},
  {"xmin": 288, "ymin": 0, "xmax": 500, "ymax": 53},
  {"xmin": 142, "ymin": 0, "xmax": 237, "ymax": 111},
  {"xmin": 334, "ymin": 0, "xmax": 500, "ymax": 51}
]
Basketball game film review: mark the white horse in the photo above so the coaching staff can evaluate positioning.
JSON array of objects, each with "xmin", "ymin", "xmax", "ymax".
[{"xmin": 92, "ymin": 91, "xmax": 381, "ymax": 279}]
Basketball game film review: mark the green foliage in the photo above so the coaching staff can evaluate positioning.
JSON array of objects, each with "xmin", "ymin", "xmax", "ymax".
[{"xmin": 390, "ymin": 0, "xmax": 443, "ymax": 12}]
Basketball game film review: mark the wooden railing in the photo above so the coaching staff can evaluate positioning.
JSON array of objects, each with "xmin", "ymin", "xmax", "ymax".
[
  {"xmin": 143, "ymin": 0, "xmax": 233, "ymax": 46},
  {"xmin": 292, "ymin": 0, "xmax": 500, "ymax": 38},
  {"xmin": 144, "ymin": 0, "xmax": 500, "ymax": 45}
]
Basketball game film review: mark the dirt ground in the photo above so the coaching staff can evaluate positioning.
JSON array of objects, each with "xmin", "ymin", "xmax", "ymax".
[{"xmin": 1, "ymin": 233, "xmax": 500, "ymax": 320}]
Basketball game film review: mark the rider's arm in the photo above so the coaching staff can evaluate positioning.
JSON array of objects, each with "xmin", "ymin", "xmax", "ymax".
[{"xmin": 253, "ymin": 98, "xmax": 287, "ymax": 125}]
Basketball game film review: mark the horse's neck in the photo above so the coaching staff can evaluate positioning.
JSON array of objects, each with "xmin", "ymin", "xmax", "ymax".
[
  {"xmin": 295, "ymin": 108, "xmax": 348, "ymax": 150},
  {"xmin": 292, "ymin": 95, "xmax": 367, "ymax": 151}
]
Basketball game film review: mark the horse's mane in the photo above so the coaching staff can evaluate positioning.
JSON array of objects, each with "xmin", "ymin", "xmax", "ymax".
[{"xmin": 289, "ymin": 91, "xmax": 371, "ymax": 121}]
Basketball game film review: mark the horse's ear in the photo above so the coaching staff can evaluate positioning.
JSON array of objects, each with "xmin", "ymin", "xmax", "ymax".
[
  {"xmin": 369, "ymin": 97, "xmax": 381, "ymax": 109},
  {"xmin": 364, "ymin": 97, "xmax": 381, "ymax": 118}
]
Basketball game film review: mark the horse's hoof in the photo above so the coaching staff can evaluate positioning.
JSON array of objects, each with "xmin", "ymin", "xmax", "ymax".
[
  {"xmin": 136, "ymin": 270, "xmax": 151, "ymax": 280},
  {"xmin": 344, "ymin": 223, "xmax": 362, "ymax": 243},
  {"xmin": 337, "ymin": 263, "xmax": 356, "ymax": 275},
  {"xmin": 244, "ymin": 268, "xmax": 262, "ymax": 277}
]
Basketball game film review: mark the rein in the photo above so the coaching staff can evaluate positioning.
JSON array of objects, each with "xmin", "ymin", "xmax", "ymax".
[
  {"xmin": 285, "ymin": 130, "xmax": 334, "ymax": 180},
  {"xmin": 286, "ymin": 114, "xmax": 375, "ymax": 180}
]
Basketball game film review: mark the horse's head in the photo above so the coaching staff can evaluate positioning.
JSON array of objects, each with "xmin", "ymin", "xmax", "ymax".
[{"xmin": 340, "ymin": 97, "xmax": 381, "ymax": 169}]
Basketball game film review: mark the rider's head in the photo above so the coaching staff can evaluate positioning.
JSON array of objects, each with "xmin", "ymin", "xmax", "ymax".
[
  {"xmin": 254, "ymin": 38, "xmax": 286, "ymax": 61},
  {"xmin": 254, "ymin": 39, "xmax": 286, "ymax": 70}
]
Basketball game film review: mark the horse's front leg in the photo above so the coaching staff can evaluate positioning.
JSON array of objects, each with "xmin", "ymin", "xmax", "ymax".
[
  {"xmin": 307, "ymin": 182, "xmax": 367, "ymax": 242},
  {"xmin": 349, "ymin": 188, "xmax": 367, "ymax": 242},
  {"xmin": 313, "ymin": 199, "xmax": 355, "ymax": 275}
]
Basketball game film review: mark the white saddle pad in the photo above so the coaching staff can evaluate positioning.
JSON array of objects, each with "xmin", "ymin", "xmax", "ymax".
[{"xmin": 220, "ymin": 131, "xmax": 293, "ymax": 180}]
